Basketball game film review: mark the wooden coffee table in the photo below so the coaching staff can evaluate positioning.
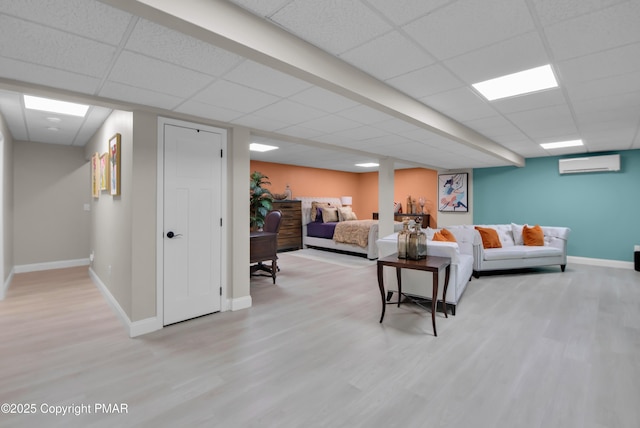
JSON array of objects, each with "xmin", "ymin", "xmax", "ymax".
[{"xmin": 377, "ymin": 254, "xmax": 451, "ymax": 336}]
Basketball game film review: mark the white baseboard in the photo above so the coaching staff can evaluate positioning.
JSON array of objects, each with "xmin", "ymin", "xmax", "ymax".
[
  {"xmin": 88, "ymin": 268, "xmax": 162, "ymax": 338},
  {"xmin": 230, "ymin": 295, "xmax": 252, "ymax": 311},
  {"xmin": 568, "ymin": 256, "xmax": 634, "ymax": 270},
  {"xmin": 1, "ymin": 267, "xmax": 15, "ymax": 300},
  {"xmin": 15, "ymin": 258, "xmax": 90, "ymax": 274}
]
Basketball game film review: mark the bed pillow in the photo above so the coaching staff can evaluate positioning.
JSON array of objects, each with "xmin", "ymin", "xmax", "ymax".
[
  {"xmin": 310, "ymin": 202, "xmax": 331, "ymax": 222},
  {"xmin": 475, "ymin": 226, "xmax": 502, "ymax": 249},
  {"xmin": 337, "ymin": 206, "xmax": 351, "ymax": 222},
  {"xmin": 321, "ymin": 206, "xmax": 339, "ymax": 223},
  {"xmin": 523, "ymin": 224, "xmax": 544, "ymax": 246},
  {"xmin": 433, "ymin": 228, "xmax": 457, "ymax": 242}
]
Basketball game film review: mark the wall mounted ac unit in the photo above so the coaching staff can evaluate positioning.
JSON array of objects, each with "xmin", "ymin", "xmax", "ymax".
[{"xmin": 558, "ymin": 154, "xmax": 620, "ymax": 174}]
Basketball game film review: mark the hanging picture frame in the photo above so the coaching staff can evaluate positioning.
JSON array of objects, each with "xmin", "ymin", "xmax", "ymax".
[
  {"xmin": 100, "ymin": 152, "xmax": 110, "ymax": 191},
  {"xmin": 438, "ymin": 173, "xmax": 468, "ymax": 212},
  {"xmin": 91, "ymin": 152, "xmax": 100, "ymax": 198},
  {"xmin": 109, "ymin": 133, "xmax": 121, "ymax": 196}
]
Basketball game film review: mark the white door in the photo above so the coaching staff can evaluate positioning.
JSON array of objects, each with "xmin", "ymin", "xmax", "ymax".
[{"xmin": 163, "ymin": 124, "xmax": 222, "ymax": 325}]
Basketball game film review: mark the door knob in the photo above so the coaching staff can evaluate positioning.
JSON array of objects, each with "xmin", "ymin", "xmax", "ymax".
[{"xmin": 167, "ymin": 231, "xmax": 175, "ymax": 238}]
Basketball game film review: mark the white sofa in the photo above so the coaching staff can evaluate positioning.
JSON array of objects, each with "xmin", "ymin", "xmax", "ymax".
[
  {"xmin": 449, "ymin": 224, "xmax": 571, "ymax": 278},
  {"xmin": 377, "ymin": 227, "xmax": 475, "ymax": 315}
]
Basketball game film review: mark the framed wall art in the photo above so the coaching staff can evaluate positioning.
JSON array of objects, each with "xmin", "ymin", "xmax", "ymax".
[
  {"xmin": 438, "ymin": 173, "xmax": 468, "ymax": 212},
  {"xmin": 109, "ymin": 133, "xmax": 121, "ymax": 196},
  {"xmin": 91, "ymin": 152, "xmax": 100, "ymax": 198},
  {"xmin": 100, "ymin": 152, "xmax": 110, "ymax": 191}
]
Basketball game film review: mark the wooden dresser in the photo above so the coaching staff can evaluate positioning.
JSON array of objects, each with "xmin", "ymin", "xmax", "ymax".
[{"xmin": 271, "ymin": 200, "xmax": 302, "ymax": 251}]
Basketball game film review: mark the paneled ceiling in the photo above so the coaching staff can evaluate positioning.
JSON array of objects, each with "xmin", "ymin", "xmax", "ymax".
[{"xmin": 0, "ymin": 0, "xmax": 638, "ymax": 172}]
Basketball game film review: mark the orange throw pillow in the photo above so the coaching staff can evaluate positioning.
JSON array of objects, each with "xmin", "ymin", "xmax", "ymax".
[
  {"xmin": 475, "ymin": 226, "xmax": 502, "ymax": 249},
  {"xmin": 523, "ymin": 224, "xmax": 544, "ymax": 246},
  {"xmin": 433, "ymin": 228, "xmax": 457, "ymax": 242}
]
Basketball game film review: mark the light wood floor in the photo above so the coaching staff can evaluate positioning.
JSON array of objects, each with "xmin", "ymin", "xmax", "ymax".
[{"xmin": 1, "ymin": 255, "xmax": 639, "ymax": 428}]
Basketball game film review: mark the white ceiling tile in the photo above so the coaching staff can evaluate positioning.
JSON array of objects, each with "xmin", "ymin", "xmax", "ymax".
[
  {"xmin": 558, "ymin": 43, "xmax": 640, "ymax": 85},
  {"xmin": 566, "ymin": 70, "xmax": 640, "ymax": 103},
  {"xmin": 365, "ymin": 0, "xmax": 451, "ymax": 26},
  {"xmin": 530, "ymin": 0, "xmax": 629, "ymax": 27},
  {"xmin": 288, "ymin": 86, "xmax": 359, "ymax": 113},
  {"xmin": 223, "ymin": 60, "xmax": 312, "ymax": 97},
  {"xmin": 490, "ymin": 88, "xmax": 565, "ymax": 115},
  {"xmin": 464, "ymin": 115, "xmax": 528, "ymax": 140},
  {"xmin": 385, "ymin": 64, "xmax": 464, "ymax": 99},
  {"xmin": 403, "ymin": 0, "xmax": 535, "ymax": 60},
  {"xmin": 0, "ymin": 57, "xmax": 100, "ymax": 95},
  {"xmin": 276, "ymin": 124, "xmax": 326, "ymax": 140},
  {"xmin": 99, "ymin": 82, "xmax": 182, "ymax": 110},
  {"xmin": 72, "ymin": 106, "xmax": 113, "ymax": 146},
  {"xmin": 326, "ymin": 125, "xmax": 390, "ymax": 142},
  {"xmin": 174, "ymin": 100, "xmax": 244, "ymax": 123},
  {"xmin": 108, "ymin": 51, "xmax": 214, "ymax": 98},
  {"xmin": 0, "ymin": 0, "xmax": 132, "ymax": 44},
  {"xmin": 270, "ymin": 0, "xmax": 392, "ymax": 54},
  {"xmin": 422, "ymin": 87, "xmax": 496, "ymax": 122},
  {"xmin": 125, "ymin": 19, "xmax": 243, "ymax": 76},
  {"xmin": 339, "ymin": 31, "xmax": 434, "ymax": 80},
  {"xmin": 231, "ymin": 114, "xmax": 291, "ymax": 132},
  {"xmin": 444, "ymin": 31, "xmax": 549, "ymax": 84},
  {"xmin": 545, "ymin": 1, "xmax": 640, "ymax": 60},
  {"xmin": 250, "ymin": 99, "xmax": 326, "ymax": 125},
  {"xmin": 506, "ymin": 105, "xmax": 579, "ymax": 140},
  {"xmin": 193, "ymin": 80, "xmax": 279, "ymax": 113},
  {"xmin": 0, "ymin": 15, "xmax": 117, "ymax": 77},
  {"xmin": 373, "ymin": 118, "xmax": 424, "ymax": 135},
  {"xmin": 299, "ymin": 114, "xmax": 363, "ymax": 134}
]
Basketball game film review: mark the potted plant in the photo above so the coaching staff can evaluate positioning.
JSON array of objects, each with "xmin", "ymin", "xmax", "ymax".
[{"xmin": 250, "ymin": 171, "xmax": 273, "ymax": 230}]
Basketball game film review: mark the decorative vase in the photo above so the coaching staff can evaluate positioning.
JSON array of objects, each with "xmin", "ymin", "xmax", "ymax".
[
  {"xmin": 407, "ymin": 223, "xmax": 427, "ymax": 260},
  {"xmin": 397, "ymin": 220, "xmax": 410, "ymax": 259}
]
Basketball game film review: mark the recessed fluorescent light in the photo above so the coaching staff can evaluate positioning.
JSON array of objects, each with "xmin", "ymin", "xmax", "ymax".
[
  {"xmin": 540, "ymin": 139, "xmax": 583, "ymax": 150},
  {"xmin": 472, "ymin": 64, "xmax": 558, "ymax": 101},
  {"xmin": 355, "ymin": 162, "xmax": 379, "ymax": 168},
  {"xmin": 250, "ymin": 143, "xmax": 278, "ymax": 152},
  {"xmin": 24, "ymin": 95, "xmax": 89, "ymax": 117}
]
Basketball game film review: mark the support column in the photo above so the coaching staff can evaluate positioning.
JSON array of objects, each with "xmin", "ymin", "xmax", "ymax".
[{"xmin": 378, "ymin": 158, "xmax": 395, "ymax": 241}]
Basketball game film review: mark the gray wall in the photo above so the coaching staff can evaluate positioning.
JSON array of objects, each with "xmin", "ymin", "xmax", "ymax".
[
  {"xmin": 1, "ymin": 113, "xmax": 13, "ymax": 291},
  {"xmin": 13, "ymin": 141, "xmax": 89, "ymax": 266}
]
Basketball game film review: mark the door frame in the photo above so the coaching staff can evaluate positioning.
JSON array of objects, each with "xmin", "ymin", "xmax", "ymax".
[{"xmin": 156, "ymin": 117, "xmax": 229, "ymax": 326}]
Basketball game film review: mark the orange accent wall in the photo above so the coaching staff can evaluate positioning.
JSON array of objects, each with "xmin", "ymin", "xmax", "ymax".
[{"xmin": 250, "ymin": 161, "xmax": 438, "ymax": 226}]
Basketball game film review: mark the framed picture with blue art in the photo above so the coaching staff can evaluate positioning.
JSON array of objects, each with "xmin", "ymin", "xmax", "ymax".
[{"xmin": 438, "ymin": 173, "xmax": 468, "ymax": 212}]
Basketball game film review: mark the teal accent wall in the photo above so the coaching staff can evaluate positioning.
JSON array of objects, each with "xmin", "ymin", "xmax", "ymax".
[{"xmin": 473, "ymin": 150, "xmax": 640, "ymax": 262}]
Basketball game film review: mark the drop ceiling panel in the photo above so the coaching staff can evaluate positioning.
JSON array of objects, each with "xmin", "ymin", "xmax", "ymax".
[
  {"xmin": 275, "ymin": 124, "xmax": 325, "ymax": 140},
  {"xmin": 288, "ymin": 87, "xmax": 359, "ymax": 113},
  {"xmin": 385, "ymin": 64, "xmax": 463, "ymax": 99},
  {"xmin": 108, "ymin": 51, "xmax": 214, "ymax": 98},
  {"xmin": 444, "ymin": 31, "xmax": 549, "ymax": 84},
  {"xmin": 232, "ymin": 114, "xmax": 291, "ymax": 132},
  {"xmin": 338, "ymin": 105, "xmax": 395, "ymax": 125},
  {"xmin": 125, "ymin": 19, "xmax": 244, "ymax": 76},
  {"xmin": 422, "ymin": 87, "xmax": 495, "ymax": 122},
  {"xmin": 0, "ymin": 57, "xmax": 100, "ymax": 95},
  {"xmin": 73, "ymin": 106, "xmax": 113, "ymax": 146},
  {"xmin": 297, "ymin": 114, "xmax": 361, "ymax": 134},
  {"xmin": 339, "ymin": 31, "xmax": 434, "ymax": 81},
  {"xmin": 530, "ymin": 0, "xmax": 628, "ymax": 27},
  {"xmin": 99, "ymin": 82, "xmax": 183, "ymax": 110},
  {"xmin": 0, "ymin": 16, "xmax": 117, "ymax": 77},
  {"xmin": 250, "ymin": 99, "xmax": 326, "ymax": 125},
  {"xmin": 270, "ymin": 0, "xmax": 392, "ymax": 54},
  {"xmin": 223, "ymin": 60, "xmax": 312, "ymax": 97},
  {"xmin": 403, "ymin": 0, "xmax": 535, "ymax": 60},
  {"xmin": 506, "ymin": 105, "xmax": 579, "ymax": 140},
  {"xmin": 192, "ymin": 80, "xmax": 279, "ymax": 113},
  {"xmin": 565, "ymin": 71, "xmax": 640, "ymax": 103},
  {"xmin": 0, "ymin": 0, "xmax": 132, "ymax": 44},
  {"xmin": 365, "ymin": 0, "xmax": 451, "ymax": 26},
  {"xmin": 544, "ymin": 2, "xmax": 640, "ymax": 61},
  {"xmin": 24, "ymin": 108, "xmax": 85, "ymax": 146},
  {"xmin": 490, "ymin": 89, "xmax": 566, "ymax": 115},
  {"xmin": 174, "ymin": 100, "xmax": 244, "ymax": 123}
]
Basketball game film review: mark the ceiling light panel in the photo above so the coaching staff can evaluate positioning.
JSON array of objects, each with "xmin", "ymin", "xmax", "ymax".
[
  {"xmin": 24, "ymin": 95, "xmax": 89, "ymax": 117},
  {"xmin": 472, "ymin": 64, "xmax": 558, "ymax": 101},
  {"xmin": 540, "ymin": 139, "xmax": 584, "ymax": 149}
]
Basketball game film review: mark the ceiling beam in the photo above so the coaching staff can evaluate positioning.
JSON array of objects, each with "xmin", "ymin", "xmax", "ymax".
[{"xmin": 99, "ymin": 0, "xmax": 525, "ymax": 167}]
